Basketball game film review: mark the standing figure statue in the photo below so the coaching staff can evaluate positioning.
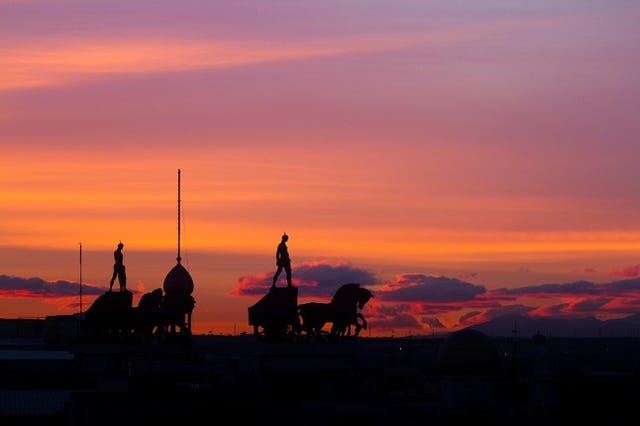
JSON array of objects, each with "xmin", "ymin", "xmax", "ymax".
[
  {"xmin": 109, "ymin": 241, "xmax": 127, "ymax": 292},
  {"xmin": 271, "ymin": 233, "xmax": 293, "ymax": 290}
]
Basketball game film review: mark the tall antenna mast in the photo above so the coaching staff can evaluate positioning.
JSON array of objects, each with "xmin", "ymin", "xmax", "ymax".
[
  {"xmin": 177, "ymin": 168, "xmax": 181, "ymax": 264},
  {"xmin": 79, "ymin": 242, "xmax": 83, "ymax": 314}
]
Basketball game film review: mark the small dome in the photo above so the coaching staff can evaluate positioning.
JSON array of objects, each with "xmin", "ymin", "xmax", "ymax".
[
  {"xmin": 163, "ymin": 261, "xmax": 194, "ymax": 295},
  {"xmin": 532, "ymin": 331, "xmax": 546, "ymax": 346},
  {"xmin": 436, "ymin": 328, "xmax": 499, "ymax": 376}
]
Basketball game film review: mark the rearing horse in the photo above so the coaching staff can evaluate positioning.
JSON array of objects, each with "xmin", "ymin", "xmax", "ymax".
[{"xmin": 298, "ymin": 283, "xmax": 373, "ymax": 340}]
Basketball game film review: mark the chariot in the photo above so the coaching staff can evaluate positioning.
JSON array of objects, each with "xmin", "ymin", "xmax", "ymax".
[
  {"xmin": 248, "ymin": 283, "xmax": 373, "ymax": 342},
  {"xmin": 248, "ymin": 286, "xmax": 301, "ymax": 341}
]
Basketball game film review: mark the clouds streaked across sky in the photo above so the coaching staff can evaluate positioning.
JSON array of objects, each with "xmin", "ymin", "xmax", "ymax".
[{"xmin": 1, "ymin": 0, "xmax": 639, "ymax": 335}]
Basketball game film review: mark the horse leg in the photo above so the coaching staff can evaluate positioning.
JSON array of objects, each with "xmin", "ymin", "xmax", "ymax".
[{"xmin": 354, "ymin": 314, "xmax": 366, "ymax": 336}]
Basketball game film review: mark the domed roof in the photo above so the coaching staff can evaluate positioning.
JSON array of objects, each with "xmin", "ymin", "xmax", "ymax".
[
  {"xmin": 436, "ymin": 328, "xmax": 499, "ymax": 376},
  {"xmin": 163, "ymin": 259, "xmax": 194, "ymax": 295},
  {"xmin": 532, "ymin": 330, "xmax": 546, "ymax": 346}
]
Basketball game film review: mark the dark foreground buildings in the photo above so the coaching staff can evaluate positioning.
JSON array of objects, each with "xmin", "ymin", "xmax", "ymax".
[{"xmin": 1, "ymin": 318, "xmax": 639, "ymax": 425}]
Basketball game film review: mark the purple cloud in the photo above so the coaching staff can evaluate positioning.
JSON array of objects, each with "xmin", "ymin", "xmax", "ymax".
[
  {"xmin": 496, "ymin": 279, "xmax": 640, "ymax": 298},
  {"xmin": 0, "ymin": 274, "xmax": 103, "ymax": 298},
  {"xmin": 230, "ymin": 261, "xmax": 378, "ymax": 297},
  {"xmin": 378, "ymin": 274, "xmax": 486, "ymax": 302}
]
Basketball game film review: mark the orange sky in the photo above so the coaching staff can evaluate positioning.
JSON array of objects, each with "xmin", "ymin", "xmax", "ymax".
[{"xmin": 2, "ymin": 1, "xmax": 640, "ymax": 337}]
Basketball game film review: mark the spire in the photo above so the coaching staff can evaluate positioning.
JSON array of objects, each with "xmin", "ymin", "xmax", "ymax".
[
  {"xmin": 177, "ymin": 168, "xmax": 181, "ymax": 263},
  {"xmin": 164, "ymin": 168, "xmax": 193, "ymax": 295}
]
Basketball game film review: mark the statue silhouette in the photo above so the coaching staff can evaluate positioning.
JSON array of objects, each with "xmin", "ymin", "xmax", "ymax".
[
  {"xmin": 271, "ymin": 233, "xmax": 292, "ymax": 290},
  {"xmin": 109, "ymin": 241, "xmax": 127, "ymax": 292}
]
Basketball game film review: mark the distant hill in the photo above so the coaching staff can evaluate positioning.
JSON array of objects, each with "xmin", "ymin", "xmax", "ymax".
[{"xmin": 466, "ymin": 313, "xmax": 640, "ymax": 339}]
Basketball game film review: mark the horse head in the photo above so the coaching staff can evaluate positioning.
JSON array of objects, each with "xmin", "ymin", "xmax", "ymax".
[
  {"xmin": 332, "ymin": 283, "xmax": 373, "ymax": 311},
  {"xmin": 138, "ymin": 288, "xmax": 163, "ymax": 310},
  {"xmin": 357, "ymin": 288, "xmax": 373, "ymax": 309}
]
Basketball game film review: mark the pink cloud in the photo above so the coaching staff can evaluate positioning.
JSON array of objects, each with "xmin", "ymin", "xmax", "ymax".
[{"xmin": 610, "ymin": 264, "xmax": 640, "ymax": 278}]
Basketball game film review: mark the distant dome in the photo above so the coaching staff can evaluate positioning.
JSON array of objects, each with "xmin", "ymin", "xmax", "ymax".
[
  {"xmin": 532, "ymin": 331, "xmax": 546, "ymax": 347},
  {"xmin": 436, "ymin": 328, "xmax": 499, "ymax": 376},
  {"xmin": 163, "ymin": 261, "xmax": 194, "ymax": 295}
]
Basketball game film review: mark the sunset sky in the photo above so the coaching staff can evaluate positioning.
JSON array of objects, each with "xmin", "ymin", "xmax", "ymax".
[{"xmin": 2, "ymin": 0, "xmax": 640, "ymax": 337}]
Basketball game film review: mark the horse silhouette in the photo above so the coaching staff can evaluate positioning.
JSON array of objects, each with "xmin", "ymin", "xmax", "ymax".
[
  {"xmin": 133, "ymin": 288, "xmax": 164, "ymax": 342},
  {"xmin": 298, "ymin": 283, "xmax": 373, "ymax": 341}
]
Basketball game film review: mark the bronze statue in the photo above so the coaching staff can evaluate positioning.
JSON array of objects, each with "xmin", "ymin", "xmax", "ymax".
[
  {"xmin": 271, "ymin": 233, "xmax": 293, "ymax": 290},
  {"xmin": 109, "ymin": 241, "xmax": 127, "ymax": 292}
]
